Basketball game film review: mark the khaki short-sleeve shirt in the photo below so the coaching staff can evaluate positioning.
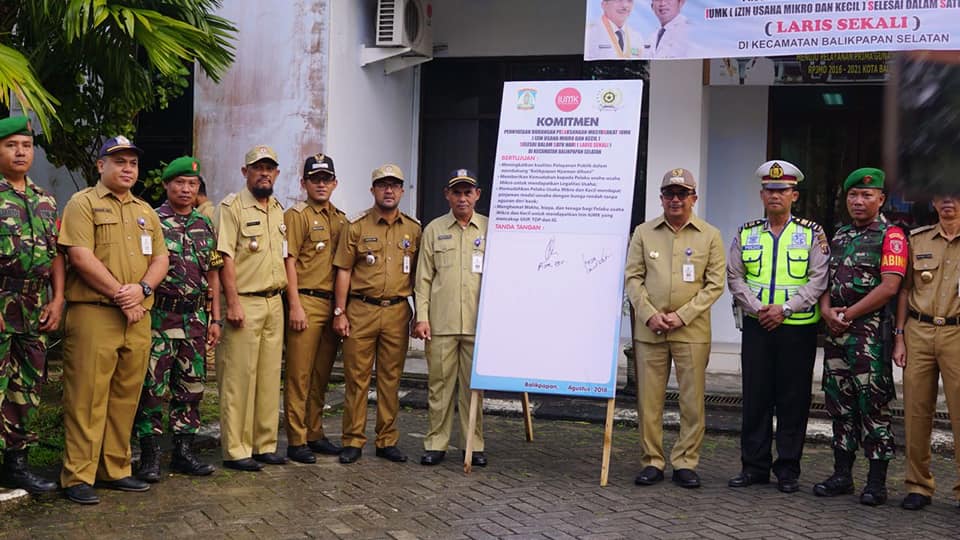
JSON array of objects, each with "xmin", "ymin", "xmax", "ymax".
[
  {"xmin": 285, "ymin": 200, "xmax": 346, "ymax": 291},
  {"xmin": 905, "ymin": 224, "xmax": 960, "ymax": 318},
  {"xmin": 59, "ymin": 182, "xmax": 167, "ymax": 307},
  {"xmin": 333, "ymin": 209, "xmax": 421, "ymax": 298},
  {"xmin": 215, "ymin": 189, "xmax": 287, "ymax": 293},
  {"xmin": 414, "ymin": 211, "xmax": 488, "ymax": 335}
]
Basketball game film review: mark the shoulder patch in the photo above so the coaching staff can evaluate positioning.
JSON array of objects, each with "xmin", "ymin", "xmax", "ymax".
[
  {"xmin": 220, "ymin": 193, "xmax": 237, "ymax": 206},
  {"xmin": 401, "ymin": 211, "xmax": 420, "ymax": 225},
  {"xmin": 792, "ymin": 216, "xmax": 817, "ymax": 229},
  {"xmin": 291, "ymin": 201, "xmax": 308, "ymax": 213},
  {"xmin": 910, "ymin": 224, "xmax": 936, "ymax": 236},
  {"xmin": 737, "ymin": 219, "xmax": 764, "ymax": 233},
  {"xmin": 348, "ymin": 209, "xmax": 369, "ymax": 223}
]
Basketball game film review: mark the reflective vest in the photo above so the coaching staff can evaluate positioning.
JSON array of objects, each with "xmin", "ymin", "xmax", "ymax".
[{"xmin": 740, "ymin": 217, "xmax": 820, "ymax": 325}]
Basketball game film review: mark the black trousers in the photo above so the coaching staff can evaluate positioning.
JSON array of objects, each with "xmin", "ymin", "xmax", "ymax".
[{"xmin": 740, "ymin": 316, "xmax": 818, "ymax": 480}]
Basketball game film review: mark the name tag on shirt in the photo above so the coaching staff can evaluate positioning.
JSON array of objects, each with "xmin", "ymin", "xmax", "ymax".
[
  {"xmin": 682, "ymin": 263, "xmax": 695, "ymax": 282},
  {"xmin": 403, "ymin": 255, "xmax": 411, "ymax": 274},
  {"xmin": 282, "ymin": 239, "xmax": 289, "ymax": 258},
  {"xmin": 141, "ymin": 234, "xmax": 153, "ymax": 255},
  {"xmin": 472, "ymin": 252, "xmax": 483, "ymax": 273}
]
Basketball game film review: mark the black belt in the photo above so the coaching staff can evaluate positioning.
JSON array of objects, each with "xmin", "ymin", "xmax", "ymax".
[
  {"xmin": 239, "ymin": 289, "xmax": 282, "ymax": 298},
  {"xmin": 0, "ymin": 275, "xmax": 45, "ymax": 295},
  {"xmin": 298, "ymin": 289, "xmax": 333, "ymax": 300},
  {"xmin": 908, "ymin": 309, "xmax": 960, "ymax": 326},
  {"xmin": 154, "ymin": 294, "xmax": 203, "ymax": 314},
  {"xmin": 71, "ymin": 300, "xmax": 120, "ymax": 309},
  {"xmin": 350, "ymin": 294, "xmax": 406, "ymax": 307}
]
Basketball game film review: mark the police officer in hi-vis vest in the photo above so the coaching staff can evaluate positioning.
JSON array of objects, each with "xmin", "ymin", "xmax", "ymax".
[{"xmin": 727, "ymin": 160, "xmax": 830, "ymax": 494}]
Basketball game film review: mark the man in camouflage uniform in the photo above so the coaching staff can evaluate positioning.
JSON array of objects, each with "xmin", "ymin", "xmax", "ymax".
[
  {"xmin": 134, "ymin": 157, "xmax": 221, "ymax": 482},
  {"xmin": 816, "ymin": 168, "xmax": 906, "ymax": 506},
  {"xmin": 0, "ymin": 116, "xmax": 62, "ymax": 495}
]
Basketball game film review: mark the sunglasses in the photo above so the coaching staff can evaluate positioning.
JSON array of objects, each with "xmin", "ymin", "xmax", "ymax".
[{"xmin": 661, "ymin": 190, "xmax": 695, "ymax": 200}]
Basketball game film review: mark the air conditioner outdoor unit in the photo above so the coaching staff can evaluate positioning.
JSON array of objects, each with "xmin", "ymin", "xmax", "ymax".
[{"xmin": 361, "ymin": 0, "xmax": 434, "ymax": 74}]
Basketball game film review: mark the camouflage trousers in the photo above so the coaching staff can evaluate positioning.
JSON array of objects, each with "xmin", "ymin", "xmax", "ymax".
[
  {"xmin": 134, "ymin": 333, "xmax": 206, "ymax": 438},
  {"xmin": 0, "ymin": 331, "xmax": 46, "ymax": 451},
  {"xmin": 822, "ymin": 336, "xmax": 896, "ymax": 460}
]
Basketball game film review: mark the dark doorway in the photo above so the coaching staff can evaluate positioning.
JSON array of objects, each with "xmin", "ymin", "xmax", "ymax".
[
  {"xmin": 768, "ymin": 85, "xmax": 883, "ymax": 238},
  {"xmin": 418, "ymin": 57, "xmax": 649, "ymax": 227},
  {"xmin": 134, "ymin": 68, "xmax": 195, "ymax": 205}
]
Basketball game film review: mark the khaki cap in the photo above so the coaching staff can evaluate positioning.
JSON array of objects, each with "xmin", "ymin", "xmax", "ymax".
[
  {"xmin": 660, "ymin": 168, "xmax": 696, "ymax": 191},
  {"xmin": 244, "ymin": 145, "xmax": 279, "ymax": 166},
  {"xmin": 372, "ymin": 163, "xmax": 405, "ymax": 184}
]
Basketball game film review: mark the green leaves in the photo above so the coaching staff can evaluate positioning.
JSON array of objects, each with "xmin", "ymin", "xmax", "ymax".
[{"xmin": 0, "ymin": 44, "xmax": 59, "ymax": 135}]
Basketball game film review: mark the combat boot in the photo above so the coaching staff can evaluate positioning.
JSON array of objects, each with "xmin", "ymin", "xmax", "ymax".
[
  {"xmin": 1, "ymin": 449, "xmax": 56, "ymax": 494},
  {"xmin": 813, "ymin": 448, "xmax": 856, "ymax": 497},
  {"xmin": 859, "ymin": 459, "xmax": 889, "ymax": 506},
  {"xmin": 136, "ymin": 436, "xmax": 161, "ymax": 483},
  {"xmin": 170, "ymin": 434, "xmax": 215, "ymax": 476}
]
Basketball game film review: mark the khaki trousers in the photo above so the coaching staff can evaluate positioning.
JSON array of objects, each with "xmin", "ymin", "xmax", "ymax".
[
  {"xmin": 341, "ymin": 301, "xmax": 410, "ymax": 449},
  {"xmin": 635, "ymin": 340, "xmax": 710, "ymax": 470},
  {"xmin": 283, "ymin": 295, "xmax": 339, "ymax": 446},
  {"xmin": 217, "ymin": 295, "xmax": 283, "ymax": 460},
  {"xmin": 424, "ymin": 335, "xmax": 483, "ymax": 452},
  {"xmin": 60, "ymin": 304, "xmax": 151, "ymax": 487},
  {"xmin": 903, "ymin": 319, "xmax": 960, "ymax": 499}
]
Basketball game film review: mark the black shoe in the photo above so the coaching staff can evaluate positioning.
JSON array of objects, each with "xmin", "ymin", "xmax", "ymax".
[
  {"xmin": 421, "ymin": 451, "xmax": 446, "ymax": 466},
  {"xmin": 170, "ymin": 434, "xmax": 215, "ymax": 476},
  {"xmin": 135, "ymin": 436, "xmax": 161, "ymax": 483},
  {"xmin": 672, "ymin": 468, "xmax": 701, "ymax": 489},
  {"xmin": 64, "ymin": 483, "xmax": 99, "ymax": 505},
  {"xmin": 777, "ymin": 477, "xmax": 800, "ymax": 494},
  {"xmin": 287, "ymin": 445, "xmax": 317, "ymax": 464},
  {"xmin": 859, "ymin": 459, "xmax": 889, "ymax": 506},
  {"xmin": 308, "ymin": 438, "xmax": 343, "ymax": 455},
  {"xmin": 728, "ymin": 471, "xmax": 770, "ymax": 488},
  {"xmin": 222, "ymin": 458, "xmax": 263, "ymax": 472},
  {"xmin": 252, "ymin": 452, "xmax": 288, "ymax": 465},
  {"xmin": 375, "ymin": 446, "xmax": 408, "ymax": 463},
  {"xmin": 634, "ymin": 466, "xmax": 664, "ymax": 486},
  {"xmin": 97, "ymin": 476, "xmax": 150, "ymax": 492},
  {"xmin": 471, "ymin": 452, "xmax": 488, "ymax": 468},
  {"xmin": 1, "ymin": 449, "xmax": 58, "ymax": 494},
  {"xmin": 814, "ymin": 449, "xmax": 856, "ymax": 497},
  {"xmin": 901, "ymin": 493, "xmax": 932, "ymax": 511},
  {"xmin": 339, "ymin": 446, "xmax": 362, "ymax": 464}
]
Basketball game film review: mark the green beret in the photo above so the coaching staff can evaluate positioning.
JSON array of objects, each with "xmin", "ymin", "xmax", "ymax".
[
  {"xmin": 161, "ymin": 156, "xmax": 201, "ymax": 181},
  {"xmin": 0, "ymin": 116, "xmax": 33, "ymax": 140},
  {"xmin": 843, "ymin": 167, "xmax": 885, "ymax": 192}
]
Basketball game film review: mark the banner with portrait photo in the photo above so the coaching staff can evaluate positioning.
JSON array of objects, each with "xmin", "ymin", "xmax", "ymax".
[{"xmin": 584, "ymin": 0, "xmax": 960, "ymax": 61}]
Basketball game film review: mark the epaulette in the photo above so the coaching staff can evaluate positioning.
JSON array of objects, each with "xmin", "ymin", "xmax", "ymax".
[
  {"xmin": 290, "ymin": 201, "xmax": 308, "ymax": 213},
  {"xmin": 348, "ymin": 209, "xmax": 369, "ymax": 223},
  {"xmin": 401, "ymin": 211, "xmax": 420, "ymax": 225},
  {"xmin": 738, "ymin": 219, "xmax": 764, "ymax": 233},
  {"xmin": 910, "ymin": 224, "xmax": 936, "ymax": 236},
  {"xmin": 220, "ymin": 192, "xmax": 237, "ymax": 206},
  {"xmin": 335, "ymin": 207, "xmax": 346, "ymax": 216},
  {"xmin": 792, "ymin": 216, "xmax": 817, "ymax": 228}
]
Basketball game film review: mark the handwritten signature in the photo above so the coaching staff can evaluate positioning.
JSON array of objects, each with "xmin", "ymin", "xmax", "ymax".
[
  {"xmin": 537, "ymin": 236, "xmax": 567, "ymax": 271},
  {"xmin": 583, "ymin": 251, "xmax": 612, "ymax": 273}
]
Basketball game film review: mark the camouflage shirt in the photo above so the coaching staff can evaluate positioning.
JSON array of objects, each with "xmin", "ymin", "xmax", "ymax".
[
  {"xmin": 152, "ymin": 201, "xmax": 222, "ymax": 339},
  {"xmin": 0, "ymin": 176, "xmax": 58, "ymax": 335},
  {"xmin": 827, "ymin": 213, "xmax": 906, "ymax": 340}
]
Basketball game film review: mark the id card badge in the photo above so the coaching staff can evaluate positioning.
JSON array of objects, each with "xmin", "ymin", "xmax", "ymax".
[
  {"xmin": 472, "ymin": 252, "xmax": 483, "ymax": 273},
  {"xmin": 282, "ymin": 239, "xmax": 289, "ymax": 258},
  {"xmin": 403, "ymin": 254, "xmax": 411, "ymax": 274},
  {"xmin": 140, "ymin": 233, "xmax": 153, "ymax": 255},
  {"xmin": 682, "ymin": 263, "xmax": 695, "ymax": 282}
]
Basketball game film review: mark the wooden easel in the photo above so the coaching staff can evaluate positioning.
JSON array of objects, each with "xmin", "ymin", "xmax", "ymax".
[{"xmin": 462, "ymin": 390, "xmax": 618, "ymax": 486}]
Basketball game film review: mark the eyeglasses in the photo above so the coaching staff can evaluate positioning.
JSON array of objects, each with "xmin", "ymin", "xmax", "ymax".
[
  {"xmin": 661, "ymin": 190, "xmax": 694, "ymax": 200},
  {"xmin": 373, "ymin": 181, "xmax": 403, "ymax": 191},
  {"xmin": 306, "ymin": 176, "xmax": 336, "ymax": 185}
]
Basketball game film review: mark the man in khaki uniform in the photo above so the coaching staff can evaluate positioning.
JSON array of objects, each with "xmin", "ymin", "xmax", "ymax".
[
  {"xmin": 625, "ymin": 168, "xmax": 725, "ymax": 489},
  {"xmin": 333, "ymin": 164, "xmax": 421, "ymax": 464},
  {"xmin": 413, "ymin": 169, "xmax": 487, "ymax": 468},
  {"xmin": 893, "ymin": 188, "xmax": 960, "ymax": 511},
  {"xmin": 283, "ymin": 153, "xmax": 346, "ymax": 464},
  {"xmin": 59, "ymin": 136, "xmax": 169, "ymax": 505},
  {"xmin": 216, "ymin": 145, "xmax": 288, "ymax": 472},
  {"xmin": 195, "ymin": 177, "xmax": 214, "ymax": 221}
]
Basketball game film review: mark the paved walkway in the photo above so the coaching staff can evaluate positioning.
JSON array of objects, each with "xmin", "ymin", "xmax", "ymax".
[{"xmin": 2, "ymin": 405, "xmax": 959, "ymax": 539}]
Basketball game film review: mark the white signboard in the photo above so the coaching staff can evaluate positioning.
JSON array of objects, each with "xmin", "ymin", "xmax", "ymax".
[{"xmin": 471, "ymin": 80, "xmax": 644, "ymax": 398}]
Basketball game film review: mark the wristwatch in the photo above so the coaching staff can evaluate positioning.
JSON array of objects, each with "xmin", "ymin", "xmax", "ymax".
[
  {"xmin": 333, "ymin": 307, "xmax": 344, "ymax": 317},
  {"xmin": 782, "ymin": 305, "xmax": 793, "ymax": 318},
  {"xmin": 139, "ymin": 281, "xmax": 153, "ymax": 297},
  {"xmin": 893, "ymin": 328, "xmax": 905, "ymax": 336}
]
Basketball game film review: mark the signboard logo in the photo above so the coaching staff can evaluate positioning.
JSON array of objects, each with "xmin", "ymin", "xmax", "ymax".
[
  {"xmin": 517, "ymin": 88, "xmax": 537, "ymax": 110},
  {"xmin": 555, "ymin": 87, "xmax": 582, "ymax": 112},
  {"xmin": 596, "ymin": 88, "xmax": 623, "ymax": 111}
]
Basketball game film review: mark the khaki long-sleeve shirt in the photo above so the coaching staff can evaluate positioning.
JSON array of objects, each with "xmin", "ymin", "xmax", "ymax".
[
  {"xmin": 624, "ymin": 214, "xmax": 726, "ymax": 344},
  {"xmin": 414, "ymin": 211, "xmax": 487, "ymax": 335}
]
